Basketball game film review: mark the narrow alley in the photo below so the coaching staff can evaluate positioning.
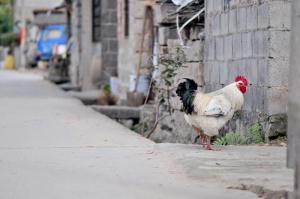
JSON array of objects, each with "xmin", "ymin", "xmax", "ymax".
[{"xmin": 0, "ymin": 71, "xmax": 292, "ymax": 198}]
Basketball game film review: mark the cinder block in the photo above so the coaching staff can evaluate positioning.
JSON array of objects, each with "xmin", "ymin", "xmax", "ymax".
[
  {"xmin": 267, "ymin": 57, "xmax": 289, "ymax": 87},
  {"xmin": 253, "ymin": 31, "xmax": 269, "ymax": 58},
  {"xmin": 269, "ymin": 1, "xmax": 291, "ymax": 30},
  {"xmin": 246, "ymin": 6, "xmax": 258, "ymax": 30},
  {"xmin": 264, "ymin": 87, "xmax": 288, "ymax": 115},
  {"xmin": 155, "ymin": 3, "xmax": 177, "ymax": 24},
  {"xmin": 257, "ymin": 3, "xmax": 269, "ymax": 29},
  {"xmin": 232, "ymin": 33, "xmax": 242, "ymax": 59},
  {"xmin": 228, "ymin": 60, "xmax": 240, "ymax": 82},
  {"xmin": 204, "ymin": 61, "xmax": 212, "ymax": 83},
  {"xmin": 220, "ymin": 13, "xmax": 229, "ymax": 35},
  {"xmin": 184, "ymin": 40, "xmax": 204, "ymax": 62},
  {"xmin": 212, "ymin": 14, "xmax": 221, "ymax": 36},
  {"xmin": 108, "ymin": 10, "xmax": 117, "ymax": 24},
  {"xmin": 206, "ymin": 0, "xmax": 214, "ymax": 14},
  {"xmin": 207, "ymin": 38, "xmax": 216, "ymax": 61},
  {"xmin": 243, "ymin": 85, "xmax": 253, "ymax": 112},
  {"xmin": 269, "ymin": 30, "xmax": 290, "ymax": 58},
  {"xmin": 219, "ymin": 61, "xmax": 229, "ymax": 84},
  {"xmin": 159, "ymin": 27, "xmax": 170, "ymax": 46},
  {"xmin": 229, "ymin": 0, "xmax": 240, "ymax": 9},
  {"xmin": 253, "ymin": 87, "xmax": 265, "ymax": 112},
  {"xmin": 245, "ymin": 59, "xmax": 258, "ymax": 85},
  {"xmin": 216, "ymin": 37, "xmax": 224, "ymax": 61},
  {"xmin": 257, "ymin": 58, "xmax": 268, "ymax": 86},
  {"xmin": 224, "ymin": 35, "xmax": 233, "ymax": 60},
  {"xmin": 242, "ymin": 32, "xmax": 253, "ymax": 58},
  {"xmin": 213, "ymin": 0, "xmax": 224, "ymax": 13},
  {"xmin": 101, "ymin": 24, "xmax": 117, "ymax": 38},
  {"xmin": 228, "ymin": 9, "xmax": 237, "ymax": 33},
  {"xmin": 210, "ymin": 62, "xmax": 220, "ymax": 84},
  {"xmin": 237, "ymin": 59, "xmax": 247, "ymax": 76},
  {"xmin": 108, "ymin": 39, "xmax": 118, "ymax": 52},
  {"xmin": 190, "ymin": 26, "xmax": 202, "ymax": 40},
  {"xmin": 237, "ymin": 7, "xmax": 247, "ymax": 31},
  {"xmin": 175, "ymin": 62, "xmax": 204, "ymax": 85}
]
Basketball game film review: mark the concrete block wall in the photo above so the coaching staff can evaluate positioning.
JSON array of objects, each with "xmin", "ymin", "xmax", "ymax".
[
  {"xmin": 205, "ymin": 0, "xmax": 291, "ymax": 134},
  {"xmin": 101, "ymin": 0, "xmax": 119, "ymax": 82},
  {"xmin": 118, "ymin": 0, "xmax": 155, "ymax": 100}
]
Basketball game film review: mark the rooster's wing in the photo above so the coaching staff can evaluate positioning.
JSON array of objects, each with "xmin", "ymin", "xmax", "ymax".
[{"xmin": 203, "ymin": 94, "xmax": 232, "ymax": 117}]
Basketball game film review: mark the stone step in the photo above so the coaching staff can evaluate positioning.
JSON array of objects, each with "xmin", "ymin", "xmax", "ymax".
[{"xmin": 91, "ymin": 105, "xmax": 141, "ymax": 119}]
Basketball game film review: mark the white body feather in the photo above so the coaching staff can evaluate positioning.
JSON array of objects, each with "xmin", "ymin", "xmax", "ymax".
[{"xmin": 184, "ymin": 82, "xmax": 244, "ymax": 137}]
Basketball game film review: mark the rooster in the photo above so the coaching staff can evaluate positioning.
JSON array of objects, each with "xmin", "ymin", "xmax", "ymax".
[{"xmin": 176, "ymin": 76, "xmax": 248, "ymax": 150}]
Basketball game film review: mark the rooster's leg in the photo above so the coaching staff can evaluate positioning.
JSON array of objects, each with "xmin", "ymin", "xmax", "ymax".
[
  {"xmin": 192, "ymin": 126, "xmax": 206, "ymax": 146},
  {"xmin": 205, "ymin": 136, "xmax": 213, "ymax": 150},
  {"xmin": 205, "ymin": 136, "xmax": 221, "ymax": 151}
]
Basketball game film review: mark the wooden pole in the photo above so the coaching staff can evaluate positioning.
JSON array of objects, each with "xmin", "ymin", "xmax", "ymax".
[{"xmin": 288, "ymin": 0, "xmax": 300, "ymax": 198}]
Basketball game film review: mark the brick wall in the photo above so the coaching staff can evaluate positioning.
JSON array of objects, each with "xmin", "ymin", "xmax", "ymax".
[
  {"xmin": 101, "ymin": 0, "xmax": 119, "ymax": 82},
  {"xmin": 205, "ymin": 0, "xmax": 291, "ymax": 135}
]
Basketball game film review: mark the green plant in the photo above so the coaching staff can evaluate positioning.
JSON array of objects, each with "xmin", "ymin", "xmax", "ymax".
[
  {"xmin": 213, "ymin": 137, "xmax": 228, "ymax": 146},
  {"xmin": 245, "ymin": 122, "xmax": 264, "ymax": 144},
  {"xmin": 160, "ymin": 47, "xmax": 186, "ymax": 87},
  {"xmin": 132, "ymin": 122, "xmax": 148, "ymax": 134},
  {"xmin": 0, "ymin": 3, "xmax": 13, "ymax": 34},
  {"xmin": 213, "ymin": 122, "xmax": 265, "ymax": 146},
  {"xmin": 101, "ymin": 84, "xmax": 111, "ymax": 93},
  {"xmin": 0, "ymin": 32, "xmax": 19, "ymax": 46},
  {"xmin": 145, "ymin": 47, "xmax": 186, "ymax": 138},
  {"xmin": 213, "ymin": 132, "xmax": 246, "ymax": 146}
]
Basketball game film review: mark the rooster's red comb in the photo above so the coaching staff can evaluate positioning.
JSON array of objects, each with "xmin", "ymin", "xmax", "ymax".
[{"xmin": 235, "ymin": 76, "xmax": 248, "ymax": 86}]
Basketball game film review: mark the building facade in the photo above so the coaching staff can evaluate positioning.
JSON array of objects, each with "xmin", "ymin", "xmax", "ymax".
[{"xmin": 68, "ymin": 0, "xmax": 290, "ymax": 144}]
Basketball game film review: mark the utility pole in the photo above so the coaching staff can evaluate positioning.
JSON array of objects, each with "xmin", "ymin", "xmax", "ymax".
[{"xmin": 288, "ymin": 0, "xmax": 300, "ymax": 198}]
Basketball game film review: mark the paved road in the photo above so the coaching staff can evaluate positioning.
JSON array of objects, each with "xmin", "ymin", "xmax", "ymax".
[{"xmin": 0, "ymin": 71, "xmax": 292, "ymax": 199}]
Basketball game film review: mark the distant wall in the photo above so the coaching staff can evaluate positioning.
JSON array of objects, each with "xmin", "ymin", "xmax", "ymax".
[
  {"xmin": 101, "ymin": 0, "xmax": 119, "ymax": 83},
  {"xmin": 118, "ymin": 0, "xmax": 154, "ymax": 100},
  {"xmin": 205, "ymin": 0, "xmax": 291, "ymax": 137},
  {"xmin": 70, "ymin": 0, "xmax": 118, "ymax": 90}
]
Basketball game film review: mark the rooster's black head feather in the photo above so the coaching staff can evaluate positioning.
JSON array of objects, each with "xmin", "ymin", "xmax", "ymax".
[{"xmin": 176, "ymin": 79, "xmax": 198, "ymax": 114}]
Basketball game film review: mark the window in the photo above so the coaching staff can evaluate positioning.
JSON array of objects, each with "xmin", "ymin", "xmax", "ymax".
[
  {"xmin": 43, "ymin": 30, "xmax": 62, "ymax": 41},
  {"xmin": 124, "ymin": 0, "xmax": 129, "ymax": 37},
  {"xmin": 92, "ymin": 0, "xmax": 101, "ymax": 42}
]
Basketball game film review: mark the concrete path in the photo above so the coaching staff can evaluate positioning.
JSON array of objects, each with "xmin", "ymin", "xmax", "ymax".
[{"xmin": 0, "ymin": 71, "xmax": 292, "ymax": 199}]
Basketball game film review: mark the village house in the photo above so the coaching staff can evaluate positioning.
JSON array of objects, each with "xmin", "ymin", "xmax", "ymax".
[{"xmin": 67, "ymin": 0, "xmax": 290, "ymax": 145}]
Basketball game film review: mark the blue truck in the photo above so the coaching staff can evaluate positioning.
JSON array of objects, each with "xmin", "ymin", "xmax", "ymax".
[{"xmin": 37, "ymin": 24, "xmax": 67, "ymax": 61}]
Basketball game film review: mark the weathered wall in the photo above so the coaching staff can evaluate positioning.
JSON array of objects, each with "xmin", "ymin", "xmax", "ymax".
[
  {"xmin": 79, "ymin": 0, "xmax": 101, "ymax": 90},
  {"xmin": 101, "ymin": 0, "xmax": 119, "ymax": 83},
  {"xmin": 118, "ymin": 0, "xmax": 154, "ymax": 100},
  {"xmin": 70, "ymin": 0, "xmax": 118, "ymax": 90},
  {"xmin": 70, "ymin": 0, "xmax": 81, "ymax": 86},
  {"xmin": 205, "ymin": 0, "xmax": 291, "ymax": 136}
]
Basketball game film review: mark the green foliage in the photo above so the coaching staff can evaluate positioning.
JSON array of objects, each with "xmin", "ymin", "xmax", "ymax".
[
  {"xmin": 132, "ymin": 122, "xmax": 148, "ymax": 134},
  {"xmin": 213, "ymin": 137, "xmax": 228, "ymax": 146},
  {"xmin": 245, "ymin": 122, "xmax": 264, "ymax": 144},
  {"xmin": 155, "ymin": 47, "xmax": 186, "ymax": 114},
  {"xmin": 160, "ymin": 47, "xmax": 186, "ymax": 87},
  {"xmin": 0, "ymin": 4, "xmax": 13, "ymax": 34},
  {"xmin": 0, "ymin": 0, "xmax": 11, "ymax": 5},
  {"xmin": 213, "ymin": 122, "xmax": 265, "ymax": 146},
  {"xmin": 213, "ymin": 132, "xmax": 246, "ymax": 146},
  {"xmin": 0, "ymin": 32, "xmax": 19, "ymax": 46},
  {"xmin": 101, "ymin": 84, "xmax": 111, "ymax": 93}
]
